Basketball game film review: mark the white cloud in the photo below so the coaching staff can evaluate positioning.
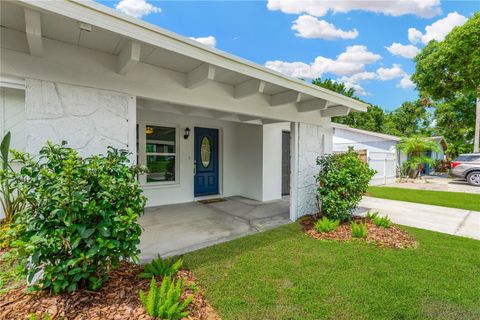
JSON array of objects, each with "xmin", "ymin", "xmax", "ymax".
[
  {"xmin": 189, "ymin": 36, "xmax": 217, "ymax": 48},
  {"xmin": 337, "ymin": 65, "xmax": 414, "ymax": 94},
  {"xmin": 398, "ymin": 74, "xmax": 415, "ymax": 88},
  {"xmin": 265, "ymin": 45, "xmax": 381, "ymax": 79},
  {"xmin": 267, "ymin": 0, "xmax": 441, "ymax": 18},
  {"xmin": 115, "ymin": 0, "xmax": 160, "ymax": 18},
  {"xmin": 408, "ymin": 27, "xmax": 423, "ymax": 43},
  {"xmin": 386, "ymin": 42, "xmax": 420, "ymax": 58},
  {"xmin": 376, "ymin": 64, "xmax": 406, "ymax": 80},
  {"xmin": 292, "ymin": 15, "xmax": 358, "ymax": 40},
  {"xmin": 408, "ymin": 12, "xmax": 468, "ymax": 44}
]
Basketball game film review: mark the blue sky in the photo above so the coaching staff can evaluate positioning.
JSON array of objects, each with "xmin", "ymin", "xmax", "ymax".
[{"xmin": 97, "ymin": 0, "xmax": 479, "ymax": 111}]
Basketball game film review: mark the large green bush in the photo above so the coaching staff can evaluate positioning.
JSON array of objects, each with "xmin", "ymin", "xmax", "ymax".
[
  {"xmin": 316, "ymin": 149, "xmax": 376, "ymax": 221},
  {"xmin": 13, "ymin": 142, "xmax": 146, "ymax": 293}
]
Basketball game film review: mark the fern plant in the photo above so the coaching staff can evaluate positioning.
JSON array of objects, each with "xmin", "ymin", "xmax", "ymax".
[
  {"xmin": 373, "ymin": 215, "xmax": 391, "ymax": 228},
  {"xmin": 351, "ymin": 221, "xmax": 367, "ymax": 238},
  {"xmin": 366, "ymin": 211, "xmax": 379, "ymax": 220},
  {"xmin": 139, "ymin": 276, "xmax": 193, "ymax": 320},
  {"xmin": 139, "ymin": 255, "xmax": 183, "ymax": 279},
  {"xmin": 314, "ymin": 217, "xmax": 340, "ymax": 233}
]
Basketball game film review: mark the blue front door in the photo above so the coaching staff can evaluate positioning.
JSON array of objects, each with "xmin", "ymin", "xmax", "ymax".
[{"xmin": 194, "ymin": 127, "xmax": 219, "ymax": 196}]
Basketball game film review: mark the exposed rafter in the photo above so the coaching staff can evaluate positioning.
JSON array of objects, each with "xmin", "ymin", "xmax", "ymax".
[
  {"xmin": 270, "ymin": 90, "xmax": 301, "ymax": 107},
  {"xmin": 186, "ymin": 63, "xmax": 216, "ymax": 89},
  {"xmin": 296, "ymin": 99, "xmax": 328, "ymax": 113},
  {"xmin": 320, "ymin": 105, "xmax": 350, "ymax": 117},
  {"xmin": 117, "ymin": 40, "xmax": 141, "ymax": 75},
  {"xmin": 234, "ymin": 79, "xmax": 265, "ymax": 99},
  {"xmin": 24, "ymin": 8, "xmax": 43, "ymax": 57}
]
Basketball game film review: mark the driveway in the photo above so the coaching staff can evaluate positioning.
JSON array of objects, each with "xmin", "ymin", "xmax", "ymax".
[
  {"xmin": 359, "ymin": 196, "xmax": 480, "ymax": 240},
  {"xmin": 385, "ymin": 176, "xmax": 480, "ymax": 194},
  {"xmin": 138, "ymin": 196, "xmax": 290, "ymax": 262}
]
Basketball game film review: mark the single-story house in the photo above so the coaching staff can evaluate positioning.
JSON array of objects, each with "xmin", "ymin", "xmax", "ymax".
[
  {"xmin": 0, "ymin": 0, "xmax": 368, "ymax": 222},
  {"xmin": 332, "ymin": 124, "xmax": 448, "ymax": 184}
]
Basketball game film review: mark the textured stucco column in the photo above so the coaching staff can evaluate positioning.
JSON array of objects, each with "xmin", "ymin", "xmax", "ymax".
[
  {"xmin": 25, "ymin": 79, "xmax": 136, "ymax": 157},
  {"xmin": 290, "ymin": 122, "xmax": 332, "ymax": 220}
]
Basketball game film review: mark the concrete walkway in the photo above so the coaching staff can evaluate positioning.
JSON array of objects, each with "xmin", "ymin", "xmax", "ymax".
[
  {"xmin": 138, "ymin": 196, "xmax": 290, "ymax": 262},
  {"xmin": 359, "ymin": 196, "xmax": 480, "ymax": 240}
]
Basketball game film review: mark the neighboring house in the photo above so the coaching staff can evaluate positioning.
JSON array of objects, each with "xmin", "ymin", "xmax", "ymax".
[
  {"xmin": 332, "ymin": 124, "xmax": 403, "ymax": 185},
  {"xmin": 0, "ymin": 0, "xmax": 367, "ymax": 221},
  {"xmin": 423, "ymin": 136, "xmax": 448, "ymax": 174},
  {"xmin": 333, "ymin": 124, "xmax": 448, "ymax": 184}
]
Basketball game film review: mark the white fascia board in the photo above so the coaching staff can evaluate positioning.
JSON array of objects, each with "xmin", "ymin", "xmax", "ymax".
[{"xmin": 18, "ymin": 0, "xmax": 368, "ymax": 112}]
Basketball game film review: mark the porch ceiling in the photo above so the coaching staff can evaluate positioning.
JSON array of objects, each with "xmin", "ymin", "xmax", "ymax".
[
  {"xmin": 137, "ymin": 98, "xmax": 287, "ymax": 125},
  {"xmin": 1, "ymin": 0, "xmax": 368, "ymax": 121}
]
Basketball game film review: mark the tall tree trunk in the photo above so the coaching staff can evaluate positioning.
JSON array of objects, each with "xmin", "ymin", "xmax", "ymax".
[{"xmin": 475, "ymin": 93, "xmax": 480, "ymax": 152}]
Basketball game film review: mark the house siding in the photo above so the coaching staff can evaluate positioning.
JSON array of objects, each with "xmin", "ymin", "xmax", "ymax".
[{"xmin": 24, "ymin": 79, "xmax": 135, "ymax": 157}]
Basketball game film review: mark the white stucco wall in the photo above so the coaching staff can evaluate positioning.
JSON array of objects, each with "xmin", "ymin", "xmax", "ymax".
[
  {"xmin": 137, "ymin": 108, "xmax": 286, "ymax": 207},
  {"xmin": 0, "ymin": 87, "xmax": 26, "ymax": 152},
  {"xmin": 25, "ymin": 79, "xmax": 135, "ymax": 157},
  {"xmin": 290, "ymin": 122, "xmax": 332, "ymax": 220},
  {"xmin": 262, "ymin": 122, "xmax": 290, "ymax": 201}
]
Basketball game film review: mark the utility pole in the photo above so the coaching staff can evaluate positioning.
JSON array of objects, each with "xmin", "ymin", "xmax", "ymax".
[{"xmin": 475, "ymin": 95, "xmax": 480, "ymax": 152}]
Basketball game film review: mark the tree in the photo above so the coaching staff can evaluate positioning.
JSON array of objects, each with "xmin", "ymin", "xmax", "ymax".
[
  {"xmin": 434, "ymin": 93, "xmax": 476, "ymax": 154},
  {"xmin": 310, "ymin": 78, "xmax": 389, "ymax": 133},
  {"xmin": 384, "ymin": 100, "xmax": 432, "ymax": 137},
  {"xmin": 412, "ymin": 13, "xmax": 480, "ymax": 151},
  {"xmin": 398, "ymin": 136, "xmax": 440, "ymax": 179},
  {"xmin": 311, "ymin": 78, "xmax": 356, "ymax": 98}
]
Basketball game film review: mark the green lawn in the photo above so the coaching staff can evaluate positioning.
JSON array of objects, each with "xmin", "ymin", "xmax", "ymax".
[
  {"xmin": 184, "ymin": 223, "xmax": 480, "ymax": 320},
  {"xmin": 367, "ymin": 186, "xmax": 480, "ymax": 212}
]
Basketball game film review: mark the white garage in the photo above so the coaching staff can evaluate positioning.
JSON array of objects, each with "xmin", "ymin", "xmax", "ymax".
[{"xmin": 332, "ymin": 124, "xmax": 404, "ymax": 186}]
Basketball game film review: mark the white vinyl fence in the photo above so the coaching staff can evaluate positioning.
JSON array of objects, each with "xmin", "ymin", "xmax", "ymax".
[{"xmin": 367, "ymin": 151, "xmax": 396, "ymax": 186}]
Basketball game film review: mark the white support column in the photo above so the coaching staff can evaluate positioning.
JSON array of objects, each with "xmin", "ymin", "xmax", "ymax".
[
  {"xmin": 289, "ymin": 122, "xmax": 299, "ymax": 221},
  {"xmin": 24, "ymin": 8, "xmax": 43, "ymax": 57},
  {"xmin": 127, "ymin": 95, "xmax": 137, "ymax": 163}
]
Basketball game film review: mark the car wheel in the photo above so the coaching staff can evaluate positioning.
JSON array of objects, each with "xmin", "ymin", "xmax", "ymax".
[{"xmin": 467, "ymin": 172, "xmax": 480, "ymax": 186}]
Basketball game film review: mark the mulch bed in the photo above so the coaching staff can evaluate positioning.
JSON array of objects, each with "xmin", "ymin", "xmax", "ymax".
[
  {"xmin": 0, "ymin": 261, "xmax": 221, "ymax": 320},
  {"xmin": 301, "ymin": 216, "xmax": 417, "ymax": 249}
]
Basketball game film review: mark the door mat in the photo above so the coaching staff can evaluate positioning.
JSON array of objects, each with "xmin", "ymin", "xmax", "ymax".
[{"xmin": 198, "ymin": 198, "xmax": 226, "ymax": 204}]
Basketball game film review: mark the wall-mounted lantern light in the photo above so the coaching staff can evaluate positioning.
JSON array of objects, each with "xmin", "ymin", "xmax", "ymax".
[{"xmin": 184, "ymin": 127, "xmax": 191, "ymax": 140}]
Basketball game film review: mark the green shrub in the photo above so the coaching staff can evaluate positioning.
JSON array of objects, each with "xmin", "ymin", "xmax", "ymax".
[
  {"xmin": 139, "ymin": 255, "xmax": 183, "ymax": 279},
  {"xmin": 372, "ymin": 215, "xmax": 391, "ymax": 228},
  {"xmin": 366, "ymin": 211, "xmax": 379, "ymax": 220},
  {"xmin": 314, "ymin": 217, "xmax": 340, "ymax": 233},
  {"xmin": 28, "ymin": 314, "xmax": 53, "ymax": 320},
  {"xmin": 316, "ymin": 149, "xmax": 376, "ymax": 221},
  {"xmin": 351, "ymin": 221, "xmax": 367, "ymax": 238},
  {"xmin": 13, "ymin": 142, "xmax": 147, "ymax": 293},
  {"xmin": 139, "ymin": 276, "xmax": 193, "ymax": 320}
]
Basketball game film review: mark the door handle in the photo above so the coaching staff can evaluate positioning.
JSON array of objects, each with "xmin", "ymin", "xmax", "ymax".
[{"xmin": 193, "ymin": 160, "xmax": 196, "ymax": 175}]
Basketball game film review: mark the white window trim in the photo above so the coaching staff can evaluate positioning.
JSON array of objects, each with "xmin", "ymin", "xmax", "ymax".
[{"xmin": 137, "ymin": 122, "xmax": 180, "ymax": 186}]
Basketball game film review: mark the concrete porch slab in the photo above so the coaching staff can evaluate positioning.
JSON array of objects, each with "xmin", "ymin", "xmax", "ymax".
[{"xmin": 138, "ymin": 196, "xmax": 290, "ymax": 263}]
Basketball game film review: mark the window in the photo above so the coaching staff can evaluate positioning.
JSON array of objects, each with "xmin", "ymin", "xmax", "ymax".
[{"xmin": 137, "ymin": 123, "xmax": 178, "ymax": 184}]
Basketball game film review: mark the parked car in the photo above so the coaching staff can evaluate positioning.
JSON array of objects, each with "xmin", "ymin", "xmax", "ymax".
[{"xmin": 451, "ymin": 153, "xmax": 480, "ymax": 186}]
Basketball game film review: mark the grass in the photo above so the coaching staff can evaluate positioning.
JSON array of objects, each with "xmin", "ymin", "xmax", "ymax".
[
  {"xmin": 367, "ymin": 186, "xmax": 480, "ymax": 212},
  {"xmin": 184, "ymin": 223, "xmax": 480, "ymax": 320}
]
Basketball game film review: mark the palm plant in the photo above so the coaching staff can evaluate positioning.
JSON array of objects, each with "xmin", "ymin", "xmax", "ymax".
[
  {"xmin": 0, "ymin": 132, "xmax": 25, "ymax": 224},
  {"xmin": 398, "ymin": 136, "xmax": 440, "ymax": 179}
]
